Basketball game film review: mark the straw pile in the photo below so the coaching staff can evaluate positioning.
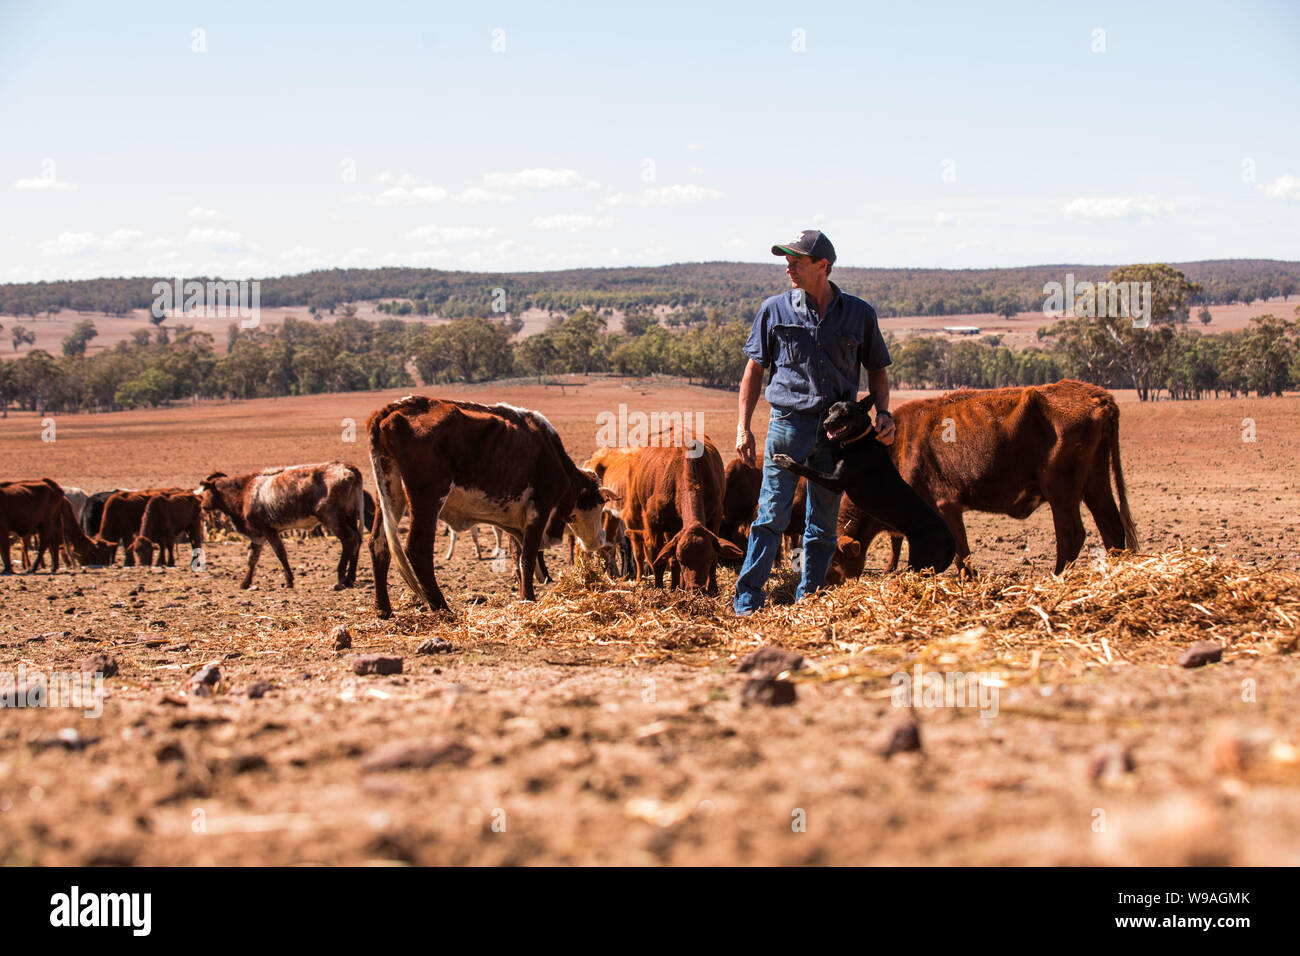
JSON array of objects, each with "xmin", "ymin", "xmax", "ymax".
[{"xmin": 388, "ymin": 548, "xmax": 1299, "ymax": 681}]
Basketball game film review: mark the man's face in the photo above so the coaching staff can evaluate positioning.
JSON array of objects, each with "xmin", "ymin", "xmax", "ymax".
[{"xmin": 785, "ymin": 254, "xmax": 826, "ymax": 290}]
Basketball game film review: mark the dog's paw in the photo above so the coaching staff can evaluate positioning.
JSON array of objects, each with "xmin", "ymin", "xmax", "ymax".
[{"xmin": 771, "ymin": 454, "xmax": 797, "ymax": 470}]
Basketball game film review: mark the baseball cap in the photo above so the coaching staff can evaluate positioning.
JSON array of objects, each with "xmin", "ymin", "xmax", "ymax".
[{"xmin": 771, "ymin": 229, "xmax": 836, "ymax": 264}]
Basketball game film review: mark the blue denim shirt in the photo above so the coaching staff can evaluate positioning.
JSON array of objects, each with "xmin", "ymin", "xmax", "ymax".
[{"xmin": 743, "ymin": 281, "xmax": 890, "ymax": 414}]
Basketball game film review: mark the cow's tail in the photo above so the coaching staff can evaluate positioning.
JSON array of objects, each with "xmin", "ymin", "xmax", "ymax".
[
  {"xmin": 354, "ymin": 473, "xmax": 366, "ymax": 539},
  {"xmin": 368, "ymin": 412, "xmax": 431, "ymax": 607},
  {"xmin": 1108, "ymin": 406, "xmax": 1140, "ymax": 551}
]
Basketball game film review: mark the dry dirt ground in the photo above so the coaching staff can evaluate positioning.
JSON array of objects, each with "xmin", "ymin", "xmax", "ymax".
[{"xmin": 1, "ymin": 379, "xmax": 1298, "ymax": 865}]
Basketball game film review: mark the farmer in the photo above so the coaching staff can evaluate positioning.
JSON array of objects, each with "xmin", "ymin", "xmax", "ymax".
[{"xmin": 733, "ymin": 229, "xmax": 894, "ymax": 615}]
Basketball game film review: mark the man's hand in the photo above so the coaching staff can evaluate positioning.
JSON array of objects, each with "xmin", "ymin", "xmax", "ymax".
[
  {"xmin": 737, "ymin": 427, "xmax": 756, "ymax": 466},
  {"xmin": 873, "ymin": 410, "xmax": 896, "ymax": 446}
]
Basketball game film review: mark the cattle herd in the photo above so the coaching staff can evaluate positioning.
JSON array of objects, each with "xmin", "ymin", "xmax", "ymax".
[{"xmin": 0, "ymin": 382, "xmax": 1139, "ymax": 613}]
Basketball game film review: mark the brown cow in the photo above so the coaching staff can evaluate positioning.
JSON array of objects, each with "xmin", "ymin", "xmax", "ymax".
[
  {"xmin": 60, "ymin": 496, "xmax": 114, "ymax": 566},
  {"xmin": 719, "ymin": 458, "xmax": 806, "ymax": 564},
  {"xmin": 91, "ymin": 489, "xmax": 186, "ymax": 566},
  {"xmin": 130, "ymin": 493, "xmax": 204, "ymax": 567},
  {"xmin": 620, "ymin": 434, "xmax": 743, "ymax": 592},
  {"xmin": 367, "ymin": 398, "xmax": 616, "ymax": 615},
  {"xmin": 0, "ymin": 479, "xmax": 65, "ymax": 574},
  {"xmin": 198, "ymin": 462, "xmax": 364, "ymax": 590},
  {"xmin": 827, "ymin": 380, "xmax": 1139, "ymax": 581}
]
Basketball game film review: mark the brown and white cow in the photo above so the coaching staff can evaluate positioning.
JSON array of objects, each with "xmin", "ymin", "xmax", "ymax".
[
  {"xmin": 198, "ymin": 462, "xmax": 364, "ymax": 590},
  {"xmin": 826, "ymin": 380, "xmax": 1139, "ymax": 581},
  {"xmin": 620, "ymin": 435, "xmax": 743, "ymax": 592},
  {"xmin": 0, "ymin": 479, "xmax": 66, "ymax": 574},
  {"xmin": 130, "ymin": 493, "xmax": 204, "ymax": 567},
  {"xmin": 367, "ymin": 397, "xmax": 616, "ymax": 615}
]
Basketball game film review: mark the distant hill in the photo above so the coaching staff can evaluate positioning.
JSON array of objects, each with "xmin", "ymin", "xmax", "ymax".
[{"xmin": 2, "ymin": 259, "xmax": 1297, "ymax": 321}]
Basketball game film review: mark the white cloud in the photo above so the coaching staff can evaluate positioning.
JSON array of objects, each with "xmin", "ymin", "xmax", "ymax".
[
  {"xmin": 604, "ymin": 184, "xmax": 725, "ymax": 207},
  {"xmin": 1261, "ymin": 175, "xmax": 1300, "ymax": 201},
  {"xmin": 406, "ymin": 225, "xmax": 499, "ymax": 243},
  {"xmin": 281, "ymin": 245, "xmax": 322, "ymax": 263},
  {"xmin": 14, "ymin": 175, "xmax": 77, "ymax": 192},
  {"xmin": 375, "ymin": 184, "xmax": 448, "ymax": 205},
  {"xmin": 40, "ymin": 232, "xmax": 97, "ymax": 255},
  {"xmin": 1062, "ymin": 194, "xmax": 1176, "ymax": 221},
  {"xmin": 935, "ymin": 211, "xmax": 954, "ymax": 226},
  {"xmin": 531, "ymin": 214, "xmax": 616, "ymax": 231},
  {"xmin": 186, "ymin": 228, "xmax": 245, "ymax": 245},
  {"xmin": 483, "ymin": 168, "xmax": 599, "ymax": 191},
  {"xmin": 188, "ymin": 206, "xmax": 219, "ymax": 218},
  {"xmin": 452, "ymin": 186, "xmax": 513, "ymax": 204}
]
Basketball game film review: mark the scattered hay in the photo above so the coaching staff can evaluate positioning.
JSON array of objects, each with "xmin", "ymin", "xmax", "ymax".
[{"xmin": 387, "ymin": 548, "xmax": 1299, "ymax": 678}]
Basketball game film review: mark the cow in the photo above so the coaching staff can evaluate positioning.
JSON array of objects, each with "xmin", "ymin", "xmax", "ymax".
[
  {"xmin": 92, "ymin": 489, "xmax": 186, "ymax": 566},
  {"xmin": 63, "ymin": 487, "xmax": 89, "ymax": 524},
  {"xmin": 80, "ymin": 490, "xmax": 122, "ymax": 539},
  {"xmin": 0, "ymin": 479, "xmax": 66, "ymax": 574},
  {"xmin": 366, "ymin": 397, "xmax": 616, "ymax": 616},
  {"xmin": 719, "ymin": 457, "xmax": 807, "ymax": 565},
  {"xmin": 130, "ymin": 493, "xmax": 204, "ymax": 568},
  {"xmin": 825, "ymin": 380, "xmax": 1139, "ymax": 581},
  {"xmin": 198, "ymin": 463, "xmax": 364, "ymax": 590},
  {"xmin": 619, "ymin": 435, "xmax": 744, "ymax": 592},
  {"xmin": 301, "ymin": 489, "xmax": 376, "ymax": 541},
  {"xmin": 60, "ymin": 496, "xmax": 114, "ymax": 566}
]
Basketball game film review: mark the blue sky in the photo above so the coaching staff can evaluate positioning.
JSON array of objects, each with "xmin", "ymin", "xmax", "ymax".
[{"xmin": 2, "ymin": 0, "xmax": 1297, "ymax": 282}]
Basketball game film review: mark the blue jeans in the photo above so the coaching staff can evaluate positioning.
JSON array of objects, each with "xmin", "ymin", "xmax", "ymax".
[{"xmin": 733, "ymin": 405, "xmax": 841, "ymax": 614}]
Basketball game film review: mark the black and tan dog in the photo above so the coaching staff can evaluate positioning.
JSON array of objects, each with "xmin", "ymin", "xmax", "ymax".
[{"xmin": 771, "ymin": 399, "xmax": 956, "ymax": 573}]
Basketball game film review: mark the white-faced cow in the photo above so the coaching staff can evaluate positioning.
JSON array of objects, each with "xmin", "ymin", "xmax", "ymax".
[
  {"xmin": 198, "ymin": 462, "xmax": 364, "ymax": 590},
  {"xmin": 367, "ymin": 397, "xmax": 616, "ymax": 616}
]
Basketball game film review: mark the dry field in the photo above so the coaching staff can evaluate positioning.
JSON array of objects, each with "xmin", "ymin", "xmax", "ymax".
[{"xmin": 1, "ymin": 378, "xmax": 1298, "ymax": 865}]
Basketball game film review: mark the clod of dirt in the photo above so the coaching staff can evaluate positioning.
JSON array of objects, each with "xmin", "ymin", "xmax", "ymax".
[
  {"xmin": 880, "ymin": 715, "xmax": 923, "ymax": 758},
  {"xmin": 360, "ymin": 739, "xmax": 473, "ymax": 772},
  {"xmin": 742, "ymin": 678, "xmax": 796, "ymax": 707},
  {"xmin": 353, "ymin": 655, "xmax": 403, "ymax": 676},
  {"xmin": 155, "ymin": 740, "xmax": 186, "ymax": 762},
  {"xmin": 226, "ymin": 753, "xmax": 269, "ymax": 774},
  {"xmin": 1179, "ymin": 642, "xmax": 1223, "ymax": 668},
  {"xmin": 330, "ymin": 625, "xmax": 352, "ymax": 650},
  {"xmin": 417, "ymin": 637, "xmax": 454, "ymax": 655},
  {"xmin": 81, "ymin": 653, "xmax": 118, "ymax": 678},
  {"xmin": 187, "ymin": 664, "xmax": 222, "ymax": 697},
  {"xmin": 1088, "ymin": 743, "xmax": 1136, "ymax": 782},
  {"xmin": 737, "ymin": 645, "xmax": 804, "ymax": 680},
  {"xmin": 247, "ymin": 681, "xmax": 274, "ymax": 699}
]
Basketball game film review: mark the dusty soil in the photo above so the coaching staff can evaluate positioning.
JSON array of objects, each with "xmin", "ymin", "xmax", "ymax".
[{"xmin": 1, "ymin": 379, "xmax": 1298, "ymax": 865}]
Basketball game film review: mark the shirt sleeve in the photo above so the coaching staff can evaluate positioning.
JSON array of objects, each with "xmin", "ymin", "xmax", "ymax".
[
  {"xmin": 859, "ymin": 303, "xmax": 891, "ymax": 371},
  {"xmin": 743, "ymin": 301, "xmax": 773, "ymax": 368}
]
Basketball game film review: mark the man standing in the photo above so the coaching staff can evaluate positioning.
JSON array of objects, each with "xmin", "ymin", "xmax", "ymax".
[{"xmin": 733, "ymin": 229, "xmax": 895, "ymax": 615}]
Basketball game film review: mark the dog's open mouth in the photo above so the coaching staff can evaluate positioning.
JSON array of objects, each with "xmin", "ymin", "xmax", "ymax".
[{"xmin": 826, "ymin": 422, "xmax": 853, "ymax": 441}]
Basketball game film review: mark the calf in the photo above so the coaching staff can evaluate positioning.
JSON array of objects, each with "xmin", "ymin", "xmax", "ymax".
[
  {"xmin": 130, "ymin": 493, "xmax": 204, "ymax": 567},
  {"xmin": 367, "ymin": 397, "xmax": 616, "ymax": 615},
  {"xmin": 60, "ymin": 497, "xmax": 114, "ymax": 566},
  {"xmin": 93, "ymin": 490, "xmax": 184, "ymax": 566},
  {"xmin": 0, "ymin": 479, "xmax": 66, "ymax": 574},
  {"xmin": 772, "ymin": 400, "xmax": 957, "ymax": 574},
  {"xmin": 621, "ymin": 435, "xmax": 743, "ymax": 592},
  {"xmin": 826, "ymin": 381, "xmax": 1139, "ymax": 580},
  {"xmin": 719, "ymin": 458, "xmax": 806, "ymax": 567},
  {"xmin": 198, "ymin": 463, "xmax": 364, "ymax": 589}
]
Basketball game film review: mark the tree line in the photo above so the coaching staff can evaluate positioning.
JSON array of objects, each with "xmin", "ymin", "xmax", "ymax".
[
  {"xmin": 3, "ymin": 259, "xmax": 1297, "ymax": 323},
  {"xmin": 2, "ymin": 265, "xmax": 1297, "ymax": 416}
]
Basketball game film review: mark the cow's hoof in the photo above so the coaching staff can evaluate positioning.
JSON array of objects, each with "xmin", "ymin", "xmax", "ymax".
[
  {"xmin": 771, "ymin": 454, "xmax": 796, "ymax": 469},
  {"xmin": 332, "ymin": 582, "xmax": 346, "ymax": 591}
]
